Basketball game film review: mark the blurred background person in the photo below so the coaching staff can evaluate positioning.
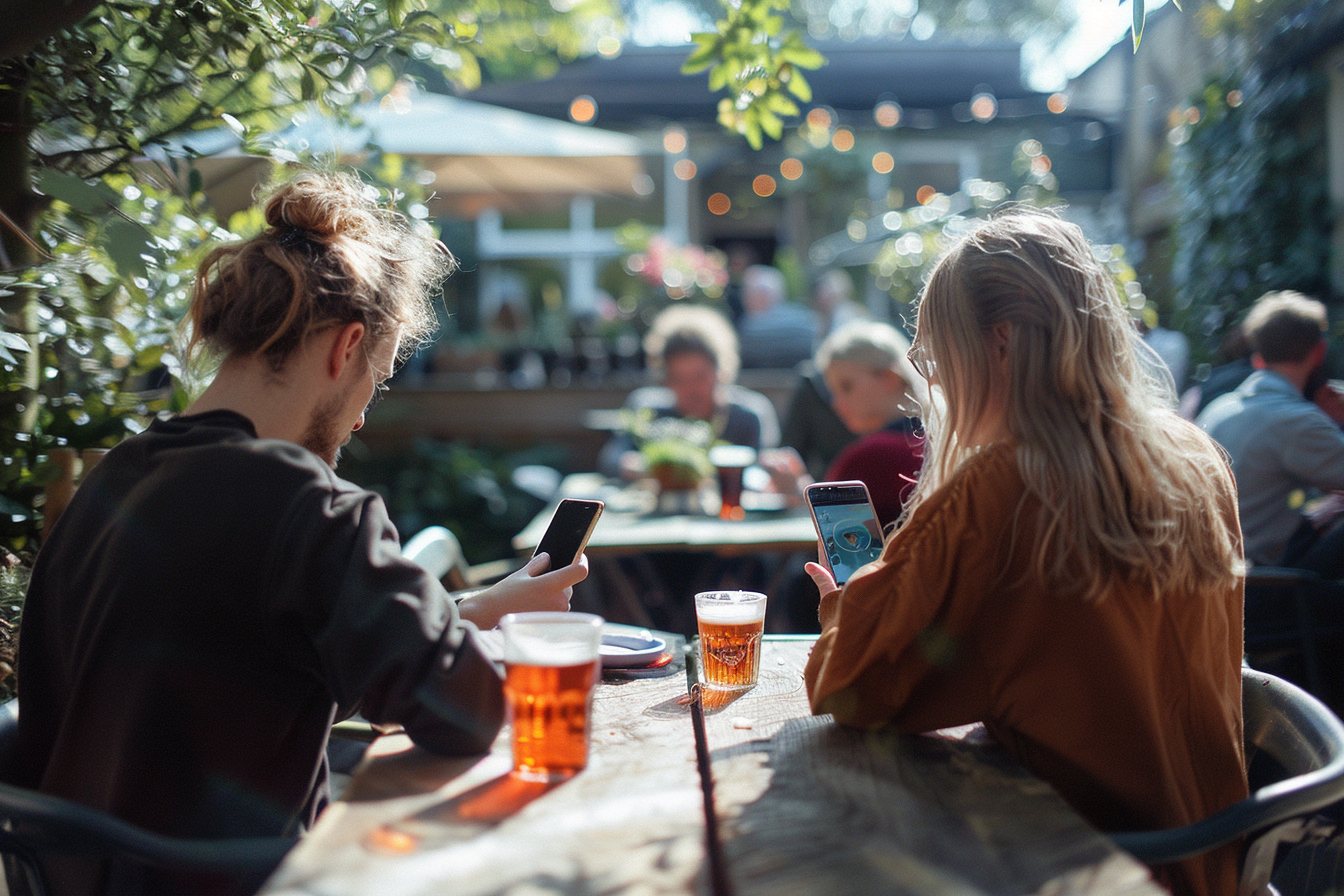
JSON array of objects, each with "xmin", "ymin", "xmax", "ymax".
[
  {"xmin": 812, "ymin": 268, "xmax": 870, "ymax": 338},
  {"xmin": 765, "ymin": 321, "xmax": 926, "ymax": 528},
  {"xmin": 737, "ymin": 264, "xmax": 816, "ymax": 370},
  {"xmin": 1198, "ymin": 291, "xmax": 1344, "ymax": 575},
  {"xmin": 598, "ymin": 304, "xmax": 779, "ymax": 477},
  {"xmin": 1138, "ymin": 312, "xmax": 1189, "ymax": 396},
  {"xmin": 1179, "ymin": 327, "xmax": 1253, "ymax": 421},
  {"xmin": 778, "ymin": 359, "xmax": 855, "ymax": 482}
]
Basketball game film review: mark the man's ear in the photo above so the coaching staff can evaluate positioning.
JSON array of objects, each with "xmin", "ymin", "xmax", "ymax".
[
  {"xmin": 1310, "ymin": 339, "xmax": 1328, "ymax": 368},
  {"xmin": 327, "ymin": 321, "xmax": 366, "ymax": 380},
  {"xmin": 1251, "ymin": 352, "xmax": 1266, "ymax": 370}
]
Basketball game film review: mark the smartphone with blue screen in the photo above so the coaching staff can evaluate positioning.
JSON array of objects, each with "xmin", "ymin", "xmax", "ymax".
[{"xmin": 804, "ymin": 481, "xmax": 884, "ymax": 585}]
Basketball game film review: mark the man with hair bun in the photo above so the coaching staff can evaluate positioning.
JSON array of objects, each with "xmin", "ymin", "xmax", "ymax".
[
  {"xmin": 13, "ymin": 171, "xmax": 588, "ymax": 894},
  {"xmin": 1199, "ymin": 290, "xmax": 1344, "ymax": 575}
]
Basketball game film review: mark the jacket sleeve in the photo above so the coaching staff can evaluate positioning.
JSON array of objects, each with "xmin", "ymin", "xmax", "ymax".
[
  {"xmin": 804, "ymin": 462, "xmax": 996, "ymax": 733},
  {"xmin": 268, "ymin": 481, "xmax": 504, "ymax": 756}
]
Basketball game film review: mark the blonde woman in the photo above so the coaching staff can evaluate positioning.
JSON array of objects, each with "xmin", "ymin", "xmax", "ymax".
[
  {"xmin": 803, "ymin": 213, "xmax": 1246, "ymax": 896},
  {"xmin": 764, "ymin": 321, "xmax": 927, "ymax": 527},
  {"xmin": 812, "ymin": 321, "xmax": 926, "ymax": 526}
]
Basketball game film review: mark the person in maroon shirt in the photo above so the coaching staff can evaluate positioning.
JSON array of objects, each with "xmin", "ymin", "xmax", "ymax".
[
  {"xmin": 765, "ymin": 321, "xmax": 926, "ymax": 528},
  {"xmin": 817, "ymin": 322, "xmax": 926, "ymax": 527}
]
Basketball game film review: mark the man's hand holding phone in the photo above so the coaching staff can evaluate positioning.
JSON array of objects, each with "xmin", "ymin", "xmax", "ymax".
[{"xmin": 455, "ymin": 499, "xmax": 603, "ymax": 629}]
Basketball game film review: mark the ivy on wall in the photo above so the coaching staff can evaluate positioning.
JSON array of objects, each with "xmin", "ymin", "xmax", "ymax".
[
  {"xmin": 1169, "ymin": 69, "xmax": 1330, "ymax": 349},
  {"xmin": 1165, "ymin": 0, "xmax": 1341, "ymax": 363}
]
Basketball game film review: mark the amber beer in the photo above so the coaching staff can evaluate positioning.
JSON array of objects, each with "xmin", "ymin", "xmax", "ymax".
[
  {"xmin": 695, "ymin": 591, "xmax": 767, "ymax": 691},
  {"xmin": 709, "ymin": 445, "xmax": 756, "ymax": 521},
  {"xmin": 499, "ymin": 612, "xmax": 604, "ymax": 780}
]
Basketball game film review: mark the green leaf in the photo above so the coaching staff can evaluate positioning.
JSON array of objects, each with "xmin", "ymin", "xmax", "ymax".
[
  {"xmin": 403, "ymin": 10, "xmax": 441, "ymax": 29},
  {"xmin": 37, "ymin": 171, "xmax": 110, "ymax": 214},
  {"xmin": 0, "ymin": 332, "xmax": 31, "ymax": 354},
  {"xmin": 708, "ymin": 65, "xmax": 729, "ymax": 92},
  {"xmin": 105, "ymin": 218, "xmax": 154, "ymax": 279},
  {"xmin": 301, "ymin": 68, "xmax": 317, "ymax": 102},
  {"xmin": 1133, "ymin": 0, "xmax": 1145, "ymax": 51},
  {"xmin": 744, "ymin": 109, "xmax": 763, "ymax": 150},
  {"xmin": 779, "ymin": 44, "xmax": 825, "ymax": 70},
  {"xmin": 682, "ymin": 35, "xmax": 719, "ymax": 73},
  {"xmin": 133, "ymin": 344, "xmax": 166, "ymax": 372},
  {"xmin": 248, "ymin": 44, "xmax": 265, "ymax": 72},
  {"xmin": 221, "ymin": 113, "xmax": 246, "ymax": 138},
  {"xmin": 764, "ymin": 92, "xmax": 798, "ymax": 116},
  {"xmin": 759, "ymin": 107, "xmax": 783, "ymax": 141},
  {"xmin": 787, "ymin": 70, "xmax": 812, "ymax": 103}
]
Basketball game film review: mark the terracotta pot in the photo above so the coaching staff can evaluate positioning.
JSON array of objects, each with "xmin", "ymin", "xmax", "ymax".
[{"xmin": 650, "ymin": 463, "xmax": 703, "ymax": 492}]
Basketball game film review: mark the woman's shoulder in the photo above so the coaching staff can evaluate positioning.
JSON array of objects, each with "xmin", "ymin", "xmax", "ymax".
[{"xmin": 889, "ymin": 443, "xmax": 1023, "ymax": 551}]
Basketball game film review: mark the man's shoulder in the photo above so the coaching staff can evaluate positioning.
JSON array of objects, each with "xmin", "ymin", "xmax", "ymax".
[
  {"xmin": 132, "ymin": 412, "xmax": 358, "ymax": 499},
  {"xmin": 1199, "ymin": 373, "xmax": 1295, "ymax": 426},
  {"xmin": 724, "ymin": 384, "xmax": 775, "ymax": 416}
]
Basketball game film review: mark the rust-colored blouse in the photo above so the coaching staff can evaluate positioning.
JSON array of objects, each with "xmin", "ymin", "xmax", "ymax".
[{"xmin": 804, "ymin": 442, "xmax": 1247, "ymax": 896}]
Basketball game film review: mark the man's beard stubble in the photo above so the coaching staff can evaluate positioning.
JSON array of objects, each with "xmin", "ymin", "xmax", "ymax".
[{"xmin": 299, "ymin": 389, "xmax": 353, "ymax": 469}]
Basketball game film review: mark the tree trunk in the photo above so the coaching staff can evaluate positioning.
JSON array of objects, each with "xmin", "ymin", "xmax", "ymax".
[{"xmin": 0, "ymin": 62, "xmax": 43, "ymax": 434}]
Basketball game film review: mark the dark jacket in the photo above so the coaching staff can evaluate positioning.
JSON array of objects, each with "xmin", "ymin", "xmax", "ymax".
[{"xmin": 12, "ymin": 410, "xmax": 503, "ymax": 893}]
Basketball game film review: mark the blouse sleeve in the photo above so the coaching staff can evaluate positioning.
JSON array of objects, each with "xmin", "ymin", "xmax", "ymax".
[{"xmin": 804, "ymin": 455, "xmax": 1001, "ymax": 733}]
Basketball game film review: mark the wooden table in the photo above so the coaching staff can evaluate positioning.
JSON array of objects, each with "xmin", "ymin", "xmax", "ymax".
[
  {"xmin": 262, "ymin": 639, "xmax": 1163, "ymax": 896},
  {"xmin": 512, "ymin": 474, "xmax": 820, "ymax": 631}
]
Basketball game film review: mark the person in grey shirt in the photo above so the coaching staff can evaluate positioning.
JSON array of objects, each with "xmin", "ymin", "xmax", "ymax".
[
  {"xmin": 1197, "ymin": 291, "xmax": 1344, "ymax": 574},
  {"xmin": 737, "ymin": 264, "xmax": 817, "ymax": 370}
]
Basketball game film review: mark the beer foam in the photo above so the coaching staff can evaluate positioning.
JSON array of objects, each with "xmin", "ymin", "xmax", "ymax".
[
  {"xmin": 504, "ymin": 629, "xmax": 599, "ymax": 667},
  {"xmin": 695, "ymin": 598, "xmax": 766, "ymax": 624}
]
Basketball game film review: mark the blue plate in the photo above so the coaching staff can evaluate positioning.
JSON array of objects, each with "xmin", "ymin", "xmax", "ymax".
[{"xmin": 600, "ymin": 630, "xmax": 668, "ymax": 668}]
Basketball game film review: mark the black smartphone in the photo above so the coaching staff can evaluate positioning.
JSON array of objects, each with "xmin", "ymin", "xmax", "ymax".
[
  {"xmin": 532, "ymin": 499, "xmax": 604, "ymax": 570},
  {"xmin": 804, "ymin": 480, "xmax": 884, "ymax": 585}
]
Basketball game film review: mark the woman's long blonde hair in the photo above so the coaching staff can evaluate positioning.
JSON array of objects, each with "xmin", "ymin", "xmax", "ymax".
[{"xmin": 905, "ymin": 211, "xmax": 1241, "ymax": 600}]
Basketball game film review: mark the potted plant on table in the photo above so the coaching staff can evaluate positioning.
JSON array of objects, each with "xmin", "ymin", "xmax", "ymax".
[{"xmin": 623, "ymin": 411, "xmax": 717, "ymax": 513}]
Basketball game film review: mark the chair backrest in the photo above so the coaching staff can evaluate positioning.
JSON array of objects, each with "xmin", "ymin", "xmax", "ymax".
[
  {"xmin": 0, "ymin": 700, "xmax": 295, "ymax": 896},
  {"xmin": 1111, "ymin": 668, "xmax": 1344, "ymax": 872},
  {"xmin": 1242, "ymin": 565, "xmax": 1341, "ymax": 705},
  {"xmin": 402, "ymin": 525, "xmax": 472, "ymax": 591}
]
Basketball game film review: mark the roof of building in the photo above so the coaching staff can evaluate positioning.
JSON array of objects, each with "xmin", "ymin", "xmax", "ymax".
[{"xmin": 465, "ymin": 39, "xmax": 1048, "ymax": 129}]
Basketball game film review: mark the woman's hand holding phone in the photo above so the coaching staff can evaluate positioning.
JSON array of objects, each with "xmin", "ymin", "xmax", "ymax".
[{"xmin": 804, "ymin": 481, "xmax": 884, "ymax": 586}]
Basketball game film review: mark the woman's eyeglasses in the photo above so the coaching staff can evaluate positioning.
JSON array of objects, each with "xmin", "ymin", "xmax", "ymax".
[{"xmin": 907, "ymin": 341, "xmax": 936, "ymax": 381}]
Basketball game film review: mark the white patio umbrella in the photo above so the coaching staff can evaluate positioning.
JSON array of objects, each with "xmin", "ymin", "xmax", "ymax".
[{"xmin": 146, "ymin": 87, "xmax": 647, "ymax": 218}]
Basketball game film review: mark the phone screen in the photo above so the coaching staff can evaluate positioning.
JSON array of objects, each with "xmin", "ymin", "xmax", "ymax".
[
  {"xmin": 532, "ymin": 499, "xmax": 604, "ymax": 569},
  {"xmin": 806, "ymin": 482, "xmax": 883, "ymax": 585}
]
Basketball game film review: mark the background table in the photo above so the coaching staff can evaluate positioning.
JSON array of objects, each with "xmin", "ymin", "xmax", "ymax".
[
  {"xmin": 513, "ymin": 474, "xmax": 819, "ymax": 631},
  {"xmin": 262, "ymin": 639, "xmax": 1164, "ymax": 896}
]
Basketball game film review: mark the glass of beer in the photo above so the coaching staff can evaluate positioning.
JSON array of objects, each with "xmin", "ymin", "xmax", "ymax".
[
  {"xmin": 709, "ymin": 445, "xmax": 756, "ymax": 521},
  {"xmin": 499, "ymin": 612, "xmax": 604, "ymax": 781},
  {"xmin": 694, "ymin": 591, "xmax": 766, "ymax": 691}
]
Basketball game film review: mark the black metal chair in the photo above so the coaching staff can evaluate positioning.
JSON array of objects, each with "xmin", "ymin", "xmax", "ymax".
[
  {"xmin": 1242, "ymin": 566, "xmax": 1342, "ymax": 704},
  {"xmin": 1111, "ymin": 668, "xmax": 1344, "ymax": 894},
  {"xmin": 0, "ymin": 700, "xmax": 296, "ymax": 896}
]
